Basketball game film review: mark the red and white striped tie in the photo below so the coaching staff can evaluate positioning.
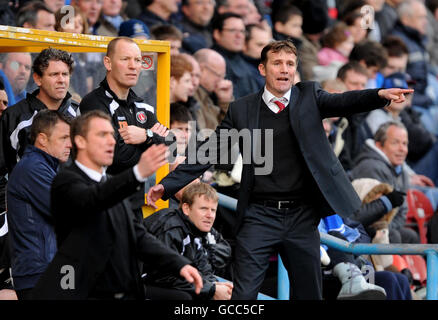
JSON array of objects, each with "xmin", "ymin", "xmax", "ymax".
[{"xmin": 273, "ymin": 99, "xmax": 286, "ymax": 113}]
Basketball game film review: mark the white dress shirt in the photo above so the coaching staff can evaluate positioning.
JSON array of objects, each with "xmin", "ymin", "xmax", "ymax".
[
  {"xmin": 75, "ymin": 160, "xmax": 147, "ymax": 182},
  {"xmin": 261, "ymin": 86, "xmax": 292, "ymax": 113}
]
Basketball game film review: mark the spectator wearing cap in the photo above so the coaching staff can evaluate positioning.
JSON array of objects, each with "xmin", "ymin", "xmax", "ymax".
[{"xmin": 119, "ymin": 19, "xmax": 150, "ymax": 39}]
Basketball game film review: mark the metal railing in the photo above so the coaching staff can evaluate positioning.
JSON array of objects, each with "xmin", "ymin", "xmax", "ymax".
[{"xmin": 217, "ymin": 192, "xmax": 438, "ymax": 300}]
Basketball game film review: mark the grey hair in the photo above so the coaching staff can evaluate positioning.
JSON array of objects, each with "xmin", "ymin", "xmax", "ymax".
[
  {"xmin": 374, "ymin": 121, "xmax": 407, "ymax": 145},
  {"xmin": 397, "ymin": 0, "xmax": 424, "ymax": 18}
]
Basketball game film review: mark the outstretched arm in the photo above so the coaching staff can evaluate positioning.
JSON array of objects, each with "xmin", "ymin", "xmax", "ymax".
[{"xmin": 318, "ymin": 85, "xmax": 414, "ymax": 118}]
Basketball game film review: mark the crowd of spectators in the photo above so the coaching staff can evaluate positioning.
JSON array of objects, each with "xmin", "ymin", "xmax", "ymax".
[{"xmin": 1, "ymin": 0, "xmax": 438, "ymax": 300}]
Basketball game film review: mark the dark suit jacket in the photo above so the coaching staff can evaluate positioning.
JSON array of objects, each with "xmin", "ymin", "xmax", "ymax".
[
  {"xmin": 160, "ymin": 82, "xmax": 389, "ymax": 234},
  {"xmin": 33, "ymin": 163, "xmax": 190, "ymax": 299}
]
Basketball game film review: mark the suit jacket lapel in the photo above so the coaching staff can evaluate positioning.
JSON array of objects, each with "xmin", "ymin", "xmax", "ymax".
[
  {"xmin": 71, "ymin": 163, "xmax": 121, "ymax": 239},
  {"xmin": 247, "ymin": 90, "xmax": 263, "ymax": 131},
  {"xmin": 288, "ymin": 85, "xmax": 301, "ymax": 131}
]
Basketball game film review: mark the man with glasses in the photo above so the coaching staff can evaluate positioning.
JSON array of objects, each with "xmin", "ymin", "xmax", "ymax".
[
  {"xmin": 181, "ymin": 0, "xmax": 216, "ymax": 53},
  {"xmin": 212, "ymin": 13, "xmax": 259, "ymax": 99},
  {"xmin": 192, "ymin": 48, "xmax": 233, "ymax": 132},
  {"xmin": 0, "ymin": 53, "xmax": 32, "ymax": 104}
]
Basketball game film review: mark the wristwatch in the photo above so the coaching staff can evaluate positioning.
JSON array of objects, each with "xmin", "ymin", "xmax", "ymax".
[{"xmin": 145, "ymin": 128, "xmax": 154, "ymax": 144}]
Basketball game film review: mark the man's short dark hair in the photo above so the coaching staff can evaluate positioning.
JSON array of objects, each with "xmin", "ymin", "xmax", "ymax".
[
  {"xmin": 381, "ymin": 36, "xmax": 409, "ymax": 58},
  {"xmin": 32, "ymin": 48, "xmax": 74, "ymax": 77},
  {"xmin": 0, "ymin": 79, "xmax": 5, "ymax": 92},
  {"xmin": 170, "ymin": 103, "xmax": 193, "ymax": 125},
  {"xmin": 16, "ymin": 1, "xmax": 53, "ymax": 27},
  {"xmin": 150, "ymin": 24, "xmax": 183, "ymax": 41},
  {"xmin": 211, "ymin": 12, "xmax": 242, "ymax": 32},
  {"xmin": 70, "ymin": 110, "xmax": 112, "ymax": 159},
  {"xmin": 260, "ymin": 40, "xmax": 297, "ymax": 66},
  {"xmin": 374, "ymin": 121, "xmax": 407, "ymax": 145},
  {"xmin": 337, "ymin": 61, "xmax": 369, "ymax": 81},
  {"xmin": 426, "ymin": 0, "xmax": 438, "ymax": 13},
  {"xmin": 245, "ymin": 24, "xmax": 266, "ymax": 43},
  {"xmin": 272, "ymin": 4, "xmax": 302, "ymax": 24},
  {"xmin": 30, "ymin": 110, "xmax": 70, "ymax": 145},
  {"xmin": 349, "ymin": 40, "xmax": 388, "ymax": 69}
]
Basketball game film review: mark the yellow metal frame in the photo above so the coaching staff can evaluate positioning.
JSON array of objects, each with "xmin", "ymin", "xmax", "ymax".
[{"xmin": 0, "ymin": 25, "xmax": 170, "ymax": 216}]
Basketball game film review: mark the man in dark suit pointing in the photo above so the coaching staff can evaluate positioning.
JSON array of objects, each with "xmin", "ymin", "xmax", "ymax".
[
  {"xmin": 34, "ymin": 110, "xmax": 202, "ymax": 299},
  {"xmin": 148, "ymin": 40, "xmax": 413, "ymax": 300}
]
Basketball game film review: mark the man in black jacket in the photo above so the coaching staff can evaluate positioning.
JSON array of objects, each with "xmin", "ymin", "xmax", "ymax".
[
  {"xmin": 144, "ymin": 182, "xmax": 232, "ymax": 300},
  {"xmin": 33, "ymin": 110, "xmax": 202, "ymax": 300},
  {"xmin": 148, "ymin": 40, "xmax": 413, "ymax": 300},
  {"xmin": 80, "ymin": 36, "xmax": 170, "ymax": 211},
  {"xmin": 0, "ymin": 48, "xmax": 79, "ymax": 176}
]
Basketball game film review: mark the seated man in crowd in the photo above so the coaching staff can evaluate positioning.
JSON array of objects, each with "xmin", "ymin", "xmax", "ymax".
[
  {"xmin": 351, "ymin": 121, "xmax": 422, "ymax": 244},
  {"xmin": 365, "ymin": 72, "xmax": 438, "ymax": 188},
  {"xmin": 7, "ymin": 110, "xmax": 71, "ymax": 300},
  {"xmin": 192, "ymin": 48, "xmax": 233, "ymax": 134},
  {"xmin": 211, "ymin": 13, "xmax": 259, "ymax": 99},
  {"xmin": 143, "ymin": 182, "xmax": 233, "ymax": 300}
]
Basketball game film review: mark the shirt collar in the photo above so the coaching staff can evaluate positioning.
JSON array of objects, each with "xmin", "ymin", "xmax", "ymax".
[
  {"xmin": 262, "ymin": 87, "xmax": 292, "ymax": 113},
  {"xmin": 75, "ymin": 160, "xmax": 107, "ymax": 182}
]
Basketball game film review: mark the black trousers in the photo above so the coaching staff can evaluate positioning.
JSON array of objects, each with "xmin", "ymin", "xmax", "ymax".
[{"xmin": 231, "ymin": 203, "xmax": 322, "ymax": 300}]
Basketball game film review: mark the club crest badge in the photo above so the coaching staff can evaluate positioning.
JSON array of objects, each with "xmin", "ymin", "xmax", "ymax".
[{"xmin": 136, "ymin": 111, "xmax": 147, "ymax": 124}]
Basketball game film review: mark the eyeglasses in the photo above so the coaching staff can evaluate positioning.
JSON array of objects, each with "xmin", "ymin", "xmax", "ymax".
[
  {"xmin": 8, "ymin": 60, "xmax": 31, "ymax": 72},
  {"xmin": 222, "ymin": 28, "xmax": 246, "ymax": 35},
  {"xmin": 203, "ymin": 65, "xmax": 225, "ymax": 79}
]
